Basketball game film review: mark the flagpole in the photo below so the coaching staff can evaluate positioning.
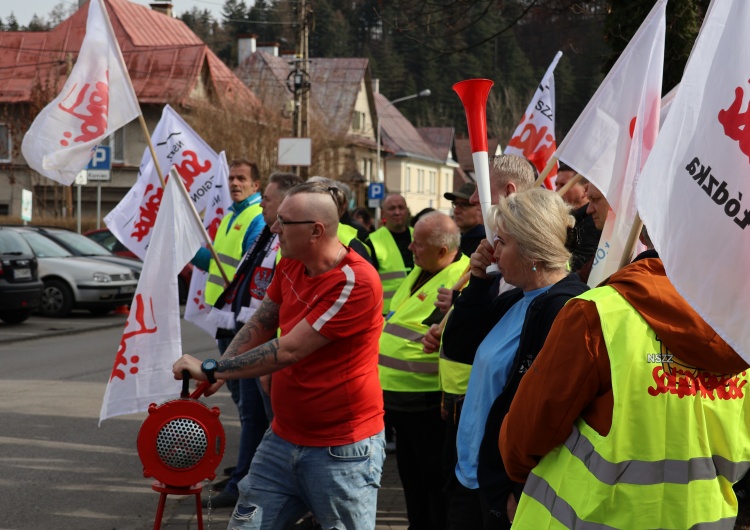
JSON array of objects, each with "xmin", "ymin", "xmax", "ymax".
[
  {"xmin": 95, "ymin": 0, "xmax": 167, "ymax": 189},
  {"xmin": 534, "ymin": 156, "xmax": 558, "ymax": 188},
  {"xmin": 556, "ymin": 173, "xmax": 583, "ymax": 196},
  {"xmin": 617, "ymin": 212, "xmax": 644, "ymax": 269},
  {"xmin": 169, "ymin": 168, "xmax": 231, "ymax": 287}
]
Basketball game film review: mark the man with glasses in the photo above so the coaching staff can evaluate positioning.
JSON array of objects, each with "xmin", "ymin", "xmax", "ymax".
[
  {"xmin": 174, "ymin": 182, "xmax": 386, "ymax": 530},
  {"xmin": 445, "ymin": 181, "xmax": 484, "ymax": 257}
]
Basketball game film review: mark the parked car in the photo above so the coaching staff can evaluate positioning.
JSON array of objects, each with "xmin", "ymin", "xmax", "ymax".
[
  {"xmin": 22, "ymin": 226, "xmax": 142, "ymax": 280},
  {"xmin": 85, "ymin": 227, "xmax": 193, "ymax": 303},
  {"xmin": 0, "ymin": 227, "xmax": 44, "ymax": 324},
  {"xmin": 13, "ymin": 228, "xmax": 138, "ymax": 318}
]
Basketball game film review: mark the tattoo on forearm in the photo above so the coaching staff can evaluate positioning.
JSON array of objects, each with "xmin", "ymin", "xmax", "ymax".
[
  {"xmin": 218, "ymin": 338, "xmax": 282, "ymax": 375},
  {"xmin": 222, "ymin": 297, "xmax": 279, "ymax": 359}
]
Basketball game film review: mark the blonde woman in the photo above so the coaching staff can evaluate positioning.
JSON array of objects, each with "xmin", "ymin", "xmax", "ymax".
[{"xmin": 443, "ymin": 188, "xmax": 589, "ymax": 530}]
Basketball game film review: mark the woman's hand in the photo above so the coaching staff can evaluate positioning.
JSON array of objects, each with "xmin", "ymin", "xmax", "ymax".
[{"xmin": 470, "ymin": 239, "xmax": 496, "ymax": 280}]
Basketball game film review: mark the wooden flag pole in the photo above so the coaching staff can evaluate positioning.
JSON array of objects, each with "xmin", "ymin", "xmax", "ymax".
[
  {"xmin": 556, "ymin": 173, "xmax": 583, "ymax": 196},
  {"xmin": 436, "ymin": 266, "xmax": 472, "ymax": 335},
  {"xmin": 533, "ymin": 155, "xmax": 558, "ymax": 188},
  {"xmin": 617, "ymin": 212, "xmax": 644, "ymax": 270},
  {"xmin": 169, "ymin": 168, "xmax": 230, "ymax": 287}
]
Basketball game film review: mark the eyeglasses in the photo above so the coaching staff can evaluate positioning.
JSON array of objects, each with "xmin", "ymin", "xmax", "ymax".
[
  {"xmin": 452, "ymin": 201, "xmax": 473, "ymax": 210},
  {"xmin": 276, "ymin": 215, "xmax": 316, "ymax": 230}
]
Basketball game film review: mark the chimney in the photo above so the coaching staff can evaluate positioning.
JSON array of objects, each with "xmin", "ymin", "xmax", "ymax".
[
  {"xmin": 149, "ymin": 1, "xmax": 173, "ymax": 17},
  {"xmin": 257, "ymin": 42, "xmax": 280, "ymax": 57},
  {"xmin": 238, "ymin": 35, "xmax": 257, "ymax": 65},
  {"xmin": 372, "ymin": 79, "xmax": 380, "ymax": 94}
]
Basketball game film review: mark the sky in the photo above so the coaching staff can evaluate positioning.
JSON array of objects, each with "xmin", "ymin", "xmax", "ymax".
[{"xmin": 5, "ymin": 0, "xmax": 227, "ymax": 27}]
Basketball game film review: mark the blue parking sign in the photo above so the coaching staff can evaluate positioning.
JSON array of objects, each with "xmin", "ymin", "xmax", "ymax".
[
  {"xmin": 368, "ymin": 182, "xmax": 385, "ymax": 200},
  {"xmin": 88, "ymin": 145, "xmax": 111, "ymax": 170}
]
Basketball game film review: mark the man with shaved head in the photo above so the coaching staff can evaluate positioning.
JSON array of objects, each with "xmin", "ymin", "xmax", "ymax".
[
  {"xmin": 174, "ymin": 182, "xmax": 386, "ymax": 529},
  {"xmin": 379, "ymin": 212, "xmax": 470, "ymax": 530}
]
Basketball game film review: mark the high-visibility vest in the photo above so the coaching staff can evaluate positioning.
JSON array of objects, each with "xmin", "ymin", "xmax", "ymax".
[
  {"xmin": 379, "ymin": 255, "xmax": 470, "ymax": 393},
  {"xmin": 370, "ymin": 226, "xmax": 413, "ymax": 314},
  {"xmin": 439, "ymin": 341, "xmax": 472, "ymax": 395},
  {"xmin": 338, "ymin": 223, "xmax": 371, "ymax": 256},
  {"xmin": 514, "ymin": 286, "xmax": 750, "ymax": 530},
  {"xmin": 205, "ymin": 204, "xmax": 262, "ymax": 305}
]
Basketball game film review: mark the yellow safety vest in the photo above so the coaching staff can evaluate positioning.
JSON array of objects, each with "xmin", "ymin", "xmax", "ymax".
[
  {"xmin": 379, "ymin": 255, "xmax": 470, "ymax": 393},
  {"xmin": 439, "ymin": 340, "xmax": 472, "ymax": 395},
  {"xmin": 337, "ymin": 223, "xmax": 371, "ymax": 256},
  {"xmin": 205, "ymin": 204, "xmax": 262, "ymax": 305},
  {"xmin": 514, "ymin": 286, "xmax": 750, "ymax": 529},
  {"xmin": 370, "ymin": 226, "xmax": 413, "ymax": 314}
]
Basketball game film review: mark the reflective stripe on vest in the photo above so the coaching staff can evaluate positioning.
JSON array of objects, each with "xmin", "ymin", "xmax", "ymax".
[
  {"xmin": 369, "ymin": 226, "xmax": 412, "ymax": 314},
  {"xmin": 205, "ymin": 204, "xmax": 262, "ymax": 305},
  {"xmin": 378, "ymin": 255, "xmax": 470, "ymax": 393},
  {"xmin": 513, "ymin": 286, "xmax": 750, "ymax": 530}
]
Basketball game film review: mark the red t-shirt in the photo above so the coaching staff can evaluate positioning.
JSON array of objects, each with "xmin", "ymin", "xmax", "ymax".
[{"xmin": 266, "ymin": 249, "xmax": 385, "ymax": 446}]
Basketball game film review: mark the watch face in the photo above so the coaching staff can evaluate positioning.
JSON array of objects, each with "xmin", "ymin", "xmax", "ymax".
[{"xmin": 203, "ymin": 359, "xmax": 218, "ymax": 371}]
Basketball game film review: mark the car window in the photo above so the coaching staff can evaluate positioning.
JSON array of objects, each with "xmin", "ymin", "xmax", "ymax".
[
  {"xmin": 21, "ymin": 232, "xmax": 73, "ymax": 258},
  {"xmin": 0, "ymin": 231, "xmax": 34, "ymax": 254},
  {"xmin": 51, "ymin": 231, "xmax": 112, "ymax": 256}
]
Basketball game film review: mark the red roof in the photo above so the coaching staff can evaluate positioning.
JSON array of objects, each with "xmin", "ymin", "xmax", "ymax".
[
  {"xmin": 0, "ymin": 0, "xmax": 260, "ymax": 110},
  {"xmin": 375, "ymin": 93, "xmax": 442, "ymax": 163}
]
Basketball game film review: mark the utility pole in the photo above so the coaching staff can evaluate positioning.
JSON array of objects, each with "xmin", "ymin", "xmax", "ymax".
[{"xmin": 288, "ymin": 0, "xmax": 311, "ymax": 177}]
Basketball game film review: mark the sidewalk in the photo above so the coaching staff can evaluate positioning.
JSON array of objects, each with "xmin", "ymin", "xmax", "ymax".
[{"xmin": 162, "ymin": 450, "xmax": 408, "ymax": 529}]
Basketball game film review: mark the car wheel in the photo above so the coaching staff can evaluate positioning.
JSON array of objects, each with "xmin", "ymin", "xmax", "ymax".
[
  {"xmin": 40, "ymin": 279, "xmax": 74, "ymax": 318},
  {"xmin": 0, "ymin": 310, "xmax": 32, "ymax": 325}
]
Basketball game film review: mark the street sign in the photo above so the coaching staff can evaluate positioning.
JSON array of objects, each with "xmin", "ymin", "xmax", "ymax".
[
  {"xmin": 75, "ymin": 170, "xmax": 88, "ymax": 186},
  {"xmin": 21, "ymin": 189, "xmax": 32, "ymax": 222},
  {"xmin": 87, "ymin": 145, "xmax": 111, "ymax": 181},
  {"xmin": 368, "ymin": 182, "xmax": 385, "ymax": 200}
]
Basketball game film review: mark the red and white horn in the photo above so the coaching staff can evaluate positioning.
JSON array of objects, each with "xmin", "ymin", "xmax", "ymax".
[{"xmin": 453, "ymin": 79, "xmax": 499, "ymax": 274}]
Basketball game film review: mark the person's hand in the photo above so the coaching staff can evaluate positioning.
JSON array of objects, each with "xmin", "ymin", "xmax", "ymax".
[
  {"xmin": 422, "ymin": 324, "xmax": 442, "ymax": 353},
  {"xmin": 470, "ymin": 239, "xmax": 496, "ymax": 280},
  {"xmin": 260, "ymin": 374, "xmax": 272, "ymax": 395},
  {"xmin": 507, "ymin": 493, "xmax": 518, "ymax": 524},
  {"xmin": 434, "ymin": 287, "xmax": 454, "ymax": 314},
  {"xmin": 173, "ymin": 354, "xmax": 204, "ymax": 381},
  {"xmin": 202, "ymin": 380, "xmax": 225, "ymax": 397}
]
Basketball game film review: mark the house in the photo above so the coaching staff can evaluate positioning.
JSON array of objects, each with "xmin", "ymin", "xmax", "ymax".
[
  {"xmin": 235, "ymin": 48, "xmax": 379, "ymax": 205},
  {"xmin": 417, "ymin": 127, "xmax": 462, "ymax": 213},
  {"xmin": 375, "ymin": 93, "xmax": 453, "ymax": 215},
  {"xmin": 0, "ymin": 0, "xmax": 261, "ymax": 218}
]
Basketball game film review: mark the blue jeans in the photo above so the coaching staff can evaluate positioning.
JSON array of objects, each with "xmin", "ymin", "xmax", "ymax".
[{"xmin": 229, "ymin": 429, "xmax": 386, "ymax": 530}]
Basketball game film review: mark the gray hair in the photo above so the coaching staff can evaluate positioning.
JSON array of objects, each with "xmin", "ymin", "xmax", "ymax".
[
  {"xmin": 269, "ymin": 172, "xmax": 304, "ymax": 194},
  {"xmin": 489, "ymin": 154, "xmax": 536, "ymax": 192},
  {"xmin": 490, "ymin": 188, "xmax": 574, "ymax": 271},
  {"xmin": 307, "ymin": 176, "xmax": 353, "ymax": 207},
  {"xmin": 418, "ymin": 211, "xmax": 460, "ymax": 252}
]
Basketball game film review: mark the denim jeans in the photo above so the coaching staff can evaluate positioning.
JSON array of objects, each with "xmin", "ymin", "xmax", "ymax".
[{"xmin": 229, "ymin": 429, "xmax": 386, "ymax": 530}]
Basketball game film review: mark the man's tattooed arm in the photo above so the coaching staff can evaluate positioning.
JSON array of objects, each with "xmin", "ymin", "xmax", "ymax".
[
  {"xmin": 222, "ymin": 296, "xmax": 280, "ymax": 360},
  {"xmin": 217, "ymin": 338, "xmax": 292, "ymax": 378}
]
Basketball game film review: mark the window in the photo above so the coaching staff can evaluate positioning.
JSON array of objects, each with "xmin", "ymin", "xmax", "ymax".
[
  {"xmin": 417, "ymin": 169, "xmax": 425, "ymax": 193},
  {"xmin": 429, "ymin": 171, "xmax": 436, "ymax": 193},
  {"xmin": 0, "ymin": 203, "xmax": 9, "ymax": 215},
  {"xmin": 352, "ymin": 111, "xmax": 366, "ymax": 132},
  {"xmin": 405, "ymin": 167, "xmax": 412, "ymax": 192},
  {"xmin": 0, "ymin": 123, "xmax": 11, "ymax": 163},
  {"xmin": 101, "ymin": 128, "xmax": 124, "ymax": 163}
]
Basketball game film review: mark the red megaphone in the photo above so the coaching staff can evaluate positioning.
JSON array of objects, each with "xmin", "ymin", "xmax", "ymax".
[{"xmin": 453, "ymin": 79, "xmax": 494, "ymax": 154}]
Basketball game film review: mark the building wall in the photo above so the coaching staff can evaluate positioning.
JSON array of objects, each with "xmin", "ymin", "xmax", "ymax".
[{"xmin": 384, "ymin": 157, "xmax": 453, "ymax": 216}]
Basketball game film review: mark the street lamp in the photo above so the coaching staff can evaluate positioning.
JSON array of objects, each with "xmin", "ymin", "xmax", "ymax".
[{"xmin": 375, "ymin": 88, "xmax": 431, "ymax": 191}]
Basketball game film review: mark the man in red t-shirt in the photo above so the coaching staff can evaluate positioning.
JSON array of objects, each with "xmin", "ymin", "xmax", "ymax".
[{"xmin": 174, "ymin": 182, "xmax": 385, "ymax": 530}]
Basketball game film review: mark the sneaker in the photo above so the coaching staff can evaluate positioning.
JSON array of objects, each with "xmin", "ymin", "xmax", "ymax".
[{"xmin": 202, "ymin": 489, "xmax": 239, "ymax": 509}]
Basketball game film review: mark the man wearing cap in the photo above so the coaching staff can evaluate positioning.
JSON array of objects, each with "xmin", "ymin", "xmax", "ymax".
[{"xmin": 445, "ymin": 182, "xmax": 485, "ymax": 258}]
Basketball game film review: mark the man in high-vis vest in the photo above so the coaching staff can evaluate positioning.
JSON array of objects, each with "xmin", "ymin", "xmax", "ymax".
[
  {"xmin": 379, "ymin": 211, "xmax": 470, "ymax": 530},
  {"xmin": 193, "ymin": 158, "xmax": 265, "ymax": 307},
  {"xmin": 370, "ymin": 193, "xmax": 413, "ymax": 315},
  {"xmin": 500, "ymin": 252, "xmax": 750, "ymax": 529}
]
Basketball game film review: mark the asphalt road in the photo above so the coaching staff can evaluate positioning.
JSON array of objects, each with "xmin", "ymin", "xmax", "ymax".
[{"xmin": 0, "ymin": 311, "xmax": 239, "ymax": 530}]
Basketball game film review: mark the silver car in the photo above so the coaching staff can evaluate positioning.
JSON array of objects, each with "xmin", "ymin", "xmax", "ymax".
[{"xmin": 18, "ymin": 230, "xmax": 138, "ymax": 318}]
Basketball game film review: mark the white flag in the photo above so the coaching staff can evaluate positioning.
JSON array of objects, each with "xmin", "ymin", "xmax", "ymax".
[
  {"xmin": 636, "ymin": 0, "xmax": 750, "ymax": 362},
  {"xmin": 505, "ymin": 51, "xmax": 562, "ymax": 190},
  {"xmin": 555, "ymin": 0, "xmax": 665, "ymax": 285},
  {"xmin": 100, "ymin": 172, "xmax": 204, "ymax": 423},
  {"xmin": 105, "ymin": 104, "xmax": 221, "ymax": 259},
  {"xmin": 21, "ymin": 0, "xmax": 138, "ymax": 185},
  {"xmin": 184, "ymin": 152, "xmax": 232, "ymax": 337}
]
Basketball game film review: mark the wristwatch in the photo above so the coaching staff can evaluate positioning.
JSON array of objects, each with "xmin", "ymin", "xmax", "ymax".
[{"xmin": 201, "ymin": 358, "xmax": 219, "ymax": 384}]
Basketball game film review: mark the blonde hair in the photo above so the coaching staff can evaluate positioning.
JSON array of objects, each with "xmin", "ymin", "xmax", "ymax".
[
  {"xmin": 490, "ymin": 188, "xmax": 574, "ymax": 272},
  {"xmin": 489, "ymin": 154, "xmax": 536, "ymax": 192}
]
